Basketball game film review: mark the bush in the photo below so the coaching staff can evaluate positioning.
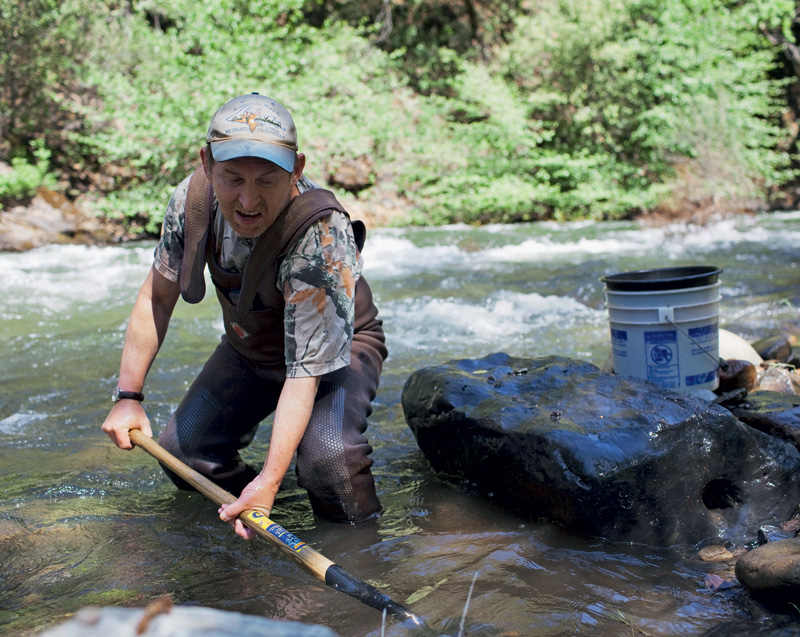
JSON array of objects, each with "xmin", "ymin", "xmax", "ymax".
[
  {"xmin": 0, "ymin": 0, "xmax": 96, "ymax": 167},
  {"xmin": 2, "ymin": 0, "xmax": 796, "ymax": 229},
  {"xmin": 0, "ymin": 141, "xmax": 56, "ymax": 208},
  {"xmin": 493, "ymin": 0, "xmax": 795, "ymax": 211}
]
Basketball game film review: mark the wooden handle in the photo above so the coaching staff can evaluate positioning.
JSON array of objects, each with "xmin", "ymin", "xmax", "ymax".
[
  {"xmin": 127, "ymin": 429, "xmax": 422, "ymax": 624},
  {"xmin": 128, "ymin": 429, "xmax": 334, "ymax": 579}
]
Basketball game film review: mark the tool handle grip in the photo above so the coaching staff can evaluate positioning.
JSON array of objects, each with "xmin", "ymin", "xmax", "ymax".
[{"xmin": 128, "ymin": 429, "xmax": 334, "ymax": 578}]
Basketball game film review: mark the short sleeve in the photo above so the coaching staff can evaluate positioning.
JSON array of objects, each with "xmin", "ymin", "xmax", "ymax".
[
  {"xmin": 153, "ymin": 175, "xmax": 192, "ymax": 282},
  {"xmin": 279, "ymin": 211, "xmax": 364, "ymax": 378}
]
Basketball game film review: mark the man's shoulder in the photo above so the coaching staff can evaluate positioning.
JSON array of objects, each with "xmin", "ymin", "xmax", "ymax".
[
  {"xmin": 165, "ymin": 173, "xmax": 196, "ymax": 220},
  {"xmin": 297, "ymin": 175, "xmax": 321, "ymax": 193}
]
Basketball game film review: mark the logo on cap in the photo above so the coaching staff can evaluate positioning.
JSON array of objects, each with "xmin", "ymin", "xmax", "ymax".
[{"xmin": 229, "ymin": 109, "xmax": 284, "ymax": 133}]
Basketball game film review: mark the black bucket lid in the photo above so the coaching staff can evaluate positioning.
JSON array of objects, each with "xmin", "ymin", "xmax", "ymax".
[{"xmin": 601, "ymin": 265, "xmax": 722, "ymax": 291}]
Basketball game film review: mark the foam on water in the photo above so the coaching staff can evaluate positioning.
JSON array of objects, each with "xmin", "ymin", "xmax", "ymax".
[
  {"xmin": 362, "ymin": 221, "xmax": 678, "ymax": 274},
  {"xmin": 0, "ymin": 411, "xmax": 47, "ymax": 435},
  {"xmin": 383, "ymin": 290, "xmax": 606, "ymax": 355},
  {"xmin": 0, "ymin": 244, "xmax": 154, "ymax": 315},
  {"xmin": 362, "ymin": 234, "xmax": 464, "ymax": 277},
  {"xmin": 363, "ymin": 215, "xmax": 800, "ymax": 276}
]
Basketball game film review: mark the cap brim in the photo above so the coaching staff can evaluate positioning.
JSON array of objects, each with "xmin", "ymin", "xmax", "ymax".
[{"xmin": 210, "ymin": 139, "xmax": 296, "ymax": 172}]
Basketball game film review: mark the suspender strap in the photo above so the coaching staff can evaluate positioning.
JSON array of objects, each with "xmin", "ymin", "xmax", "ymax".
[{"xmin": 180, "ymin": 167, "xmax": 213, "ymax": 303}]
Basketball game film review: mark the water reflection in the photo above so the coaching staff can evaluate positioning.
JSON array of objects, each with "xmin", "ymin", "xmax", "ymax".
[{"xmin": 1, "ymin": 212, "xmax": 800, "ymax": 635}]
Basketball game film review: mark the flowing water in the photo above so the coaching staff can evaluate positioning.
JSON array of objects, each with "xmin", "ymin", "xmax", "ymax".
[{"xmin": 2, "ymin": 211, "xmax": 800, "ymax": 636}]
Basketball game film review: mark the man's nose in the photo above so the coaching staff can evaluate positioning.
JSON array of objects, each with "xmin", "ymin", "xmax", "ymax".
[{"xmin": 239, "ymin": 186, "xmax": 261, "ymax": 211}]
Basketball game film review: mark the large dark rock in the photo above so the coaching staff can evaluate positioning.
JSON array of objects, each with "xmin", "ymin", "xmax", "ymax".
[{"xmin": 402, "ymin": 353, "xmax": 800, "ymax": 546}]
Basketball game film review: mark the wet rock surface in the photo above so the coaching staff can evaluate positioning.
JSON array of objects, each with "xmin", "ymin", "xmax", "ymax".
[
  {"xmin": 40, "ymin": 603, "xmax": 339, "ymax": 636},
  {"xmin": 751, "ymin": 332, "xmax": 797, "ymax": 364},
  {"xmin": 735, "ymin": 538, "xmax": 800, "ymax": 599},
  {"xmin": 725, "ymin": 391, "xmax": 800, "ymax": 451},
  {"xmin": 0, "ymin": 188, "xmax": 119, "ymax": 251},
  {"xmin": 718, "ymin": 359, "xmax": 759, "ymax": 393},
  {"xmin": 402, "ymin": 353, "xmax": 800, "ymax": 546}
]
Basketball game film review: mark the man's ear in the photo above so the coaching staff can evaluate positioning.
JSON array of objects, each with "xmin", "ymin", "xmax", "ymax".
[
  {"xmin": 200, "ymin": 147, "xmax": 212, "ymax": 178},
  {"xmin": 292, "ymin": 153, "xmax": 306, "ymax": 186}
]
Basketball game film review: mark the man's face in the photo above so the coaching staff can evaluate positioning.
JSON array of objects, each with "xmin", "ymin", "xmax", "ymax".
[{"xmin": 203, "ymin": 151, "xmax": 304, "ymax": 239}]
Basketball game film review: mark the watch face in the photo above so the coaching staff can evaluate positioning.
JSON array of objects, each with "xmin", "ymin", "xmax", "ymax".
[{"xmin": 112, "ymin": 387, "xmax": 120, "ymax": 402}]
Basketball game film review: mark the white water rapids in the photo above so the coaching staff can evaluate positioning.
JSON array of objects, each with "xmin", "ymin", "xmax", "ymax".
[{"xmin": 1, "ymin": 211, "xmax": 799, "ymax": 635}]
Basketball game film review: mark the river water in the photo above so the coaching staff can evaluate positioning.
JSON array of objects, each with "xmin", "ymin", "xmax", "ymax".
[{"xmin": 2, "ymin": 211, "xmax": 800, "ymax": 636}]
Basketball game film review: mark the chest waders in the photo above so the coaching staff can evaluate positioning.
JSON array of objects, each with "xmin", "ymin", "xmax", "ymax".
[{"xmin": 157, "ymin": 168, "xmax": 387, "ymax": 523}]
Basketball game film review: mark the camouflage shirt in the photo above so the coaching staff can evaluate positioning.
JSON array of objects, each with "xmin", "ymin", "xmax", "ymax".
[{"xmin": 154, "ymin": 174, "xmax": 363, "ymax": 378}]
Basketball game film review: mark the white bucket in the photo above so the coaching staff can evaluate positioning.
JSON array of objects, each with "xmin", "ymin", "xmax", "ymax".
[{"xmin": 602, "ymin": 266, "xmax": 723, "ymax": 392}]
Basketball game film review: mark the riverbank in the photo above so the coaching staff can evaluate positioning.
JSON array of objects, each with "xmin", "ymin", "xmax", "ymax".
[
  {"xmin": 0, "ymin": 181, "xmax": 785, "ymax": 253},
  {"xmin": 0, "ymin": 189, "xmax": 121, "ymax": 252},
  {"xmin": 0, "ymin": 180, "xmax": 418, "ymax": 252}
]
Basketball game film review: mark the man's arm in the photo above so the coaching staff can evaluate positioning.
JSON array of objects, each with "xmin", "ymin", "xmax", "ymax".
[
  {"xmin": 218, "ymin": 374, "xmax": 321, "ymax": 540},
  {"xmin": 101, "ymin": 265, "xmax": 181, "ymax": 450}
]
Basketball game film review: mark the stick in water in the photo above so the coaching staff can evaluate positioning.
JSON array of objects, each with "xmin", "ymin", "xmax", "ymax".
[{"xmin": 128, "ymin": 429, "xmax": 422, "ymax": 625}]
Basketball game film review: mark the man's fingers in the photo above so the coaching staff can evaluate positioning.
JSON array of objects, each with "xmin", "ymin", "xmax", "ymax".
[
  {"xmin": 234, "ymin": 519, "xmax": 254, "ymax": 540},
  {"xmin": 118, "ymin": 430, "xmax": 134, "ymax": 450},
  {"xmin": 218, "ymin": 505, "xmax": 254, "ymax": 540},
  {"xmin": 218, "ymin": 503, "xmax": 239, "ymax": 522}
]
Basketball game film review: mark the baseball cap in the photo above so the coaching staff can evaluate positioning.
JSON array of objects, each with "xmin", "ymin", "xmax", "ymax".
[{"xmin": 206, "ymin": 93, "xmax": 298, "ymax": 172}]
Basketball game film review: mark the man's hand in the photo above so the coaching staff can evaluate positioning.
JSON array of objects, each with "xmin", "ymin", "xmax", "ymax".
[
  {"xmin": 217, "ymin": 375, "xmax": 322, "ymax": 539},
  {"xmin": 218, "ymin": 474, "xmax": 279, "ymax": 540},
  {"xmin": 101, "ymin": 400, "xmax": 153, "ymax": 450}
]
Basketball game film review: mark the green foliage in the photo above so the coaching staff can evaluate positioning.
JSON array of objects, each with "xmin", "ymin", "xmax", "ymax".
[
  {"xmin": 329, "ymin": 0, "xmax": 525, "ymax": 96},
  {"xmin": 1, "ymin": 0, "xmax": 796, "ymax": 229},
  {"xmin": 396, "ymin": 0, "xmax": 797, "ymax": 224},
  {"xmin": 0, "ymin": 0, "xmax": 95, "ymax": 159},
  {"xmin": 488, "ymin": 0, "xmax": 796, "ymax": 216},
  {"xmin": 72, "ymin": 0, "xmax": 318, "ymax": 224},
  {"xmin": 0, "ymin": 141, "xmax": 56, "ymax": 208}
]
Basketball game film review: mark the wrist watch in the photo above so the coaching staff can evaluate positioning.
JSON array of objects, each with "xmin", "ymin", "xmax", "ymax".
[{"xmin": 112, "ymin": 387, "xmax": 145, "ymax": 403}]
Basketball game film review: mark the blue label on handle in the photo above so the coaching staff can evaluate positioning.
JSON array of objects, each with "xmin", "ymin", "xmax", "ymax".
[{"xmin": 244, "ymin": 510, "xmax": 307, "ymax": 552}]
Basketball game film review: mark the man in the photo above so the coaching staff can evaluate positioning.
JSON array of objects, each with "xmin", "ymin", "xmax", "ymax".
[{"xmin": 102, "ymin": 93, "xmax": 387, "ymax": 538}]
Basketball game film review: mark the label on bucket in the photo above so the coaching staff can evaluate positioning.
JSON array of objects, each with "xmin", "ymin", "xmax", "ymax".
[
  {"xmin": 687, "ymin": 324, "xmax": 717, "ymax": 354},
  {"xmin": 684, "ymin": 323, "xmax": 719, "ymax": 387},
  {"xmin": 644, "ymin": 329, "xmax": 679, "ymax": 388},
  {"xmin": 610, "ymin": 329, "xmax": 628, "ymax": 358},
  {"xmin": 686, "ymin": 370, "xmax": 717, "ymax": 386}
]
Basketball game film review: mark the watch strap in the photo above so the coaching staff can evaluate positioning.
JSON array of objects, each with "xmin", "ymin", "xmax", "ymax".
[{"xmin": 113, "ymin": 387, "xmax": 144, "ymax": 402}]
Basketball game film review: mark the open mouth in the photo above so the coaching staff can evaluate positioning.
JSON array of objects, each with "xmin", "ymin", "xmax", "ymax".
[{"xmin": 237, "ymin": 211, "xmax": 262, "ymax": 222}]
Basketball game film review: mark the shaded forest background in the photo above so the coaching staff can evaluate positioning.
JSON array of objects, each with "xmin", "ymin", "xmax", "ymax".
[{"xmin": 2, "ymin": 0, "xmax": 800, "ymax": 235}]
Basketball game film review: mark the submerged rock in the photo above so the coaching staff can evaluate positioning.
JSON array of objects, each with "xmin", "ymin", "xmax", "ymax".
[
  {"xmin": 698, "ymin": 545, "xmax": 744, "ymax": 562},
  {"xmin": 40, "ymin": 603, "xmax": 339, "ymax": 636},
  {"xmin": 750, "ymin": 332, "xmax": 796, "ymax": 364},
  {"xmin": 402, "ymin": 353, "xmax": 800, "ymax": 546},
  {"xmin": 735, "ymin": 538, "xmax": 800, "ymax": 600},
  {"xmin": 726, "ymin": 391, "xmax": 800, "ymax": 451},
  {"xmin": 718, "ymin": 359, "xmax": 758, "ymax": 393}
]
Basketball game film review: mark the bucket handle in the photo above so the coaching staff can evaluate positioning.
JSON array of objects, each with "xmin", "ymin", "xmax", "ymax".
[{"xmin": 659, "ymin": 307, "xmax": 729, "ymax": 372}]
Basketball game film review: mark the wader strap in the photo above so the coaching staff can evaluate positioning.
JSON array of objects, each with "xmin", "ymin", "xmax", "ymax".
[
  {"xmin": 180, "ymin": 167, "xmax": 213, "ymax": 303},
  {"xmin": 351, "ymin": 219, "xmax": 366, "ymax": 251}
]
